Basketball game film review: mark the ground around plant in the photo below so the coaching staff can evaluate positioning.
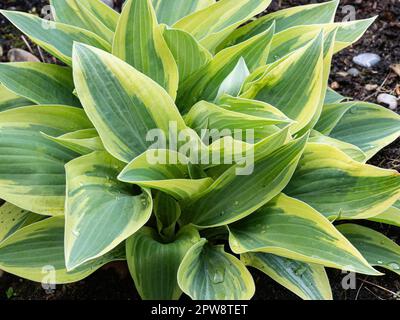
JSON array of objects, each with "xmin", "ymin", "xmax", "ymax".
[{"xmin": 0, "ymin": 0, "xmax": 399, "ymax": 300}]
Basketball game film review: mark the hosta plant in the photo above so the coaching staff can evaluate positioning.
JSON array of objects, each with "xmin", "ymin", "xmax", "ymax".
[{"xmin": 0, "ymin": 0, "xmax": 399, "ymax": 300}]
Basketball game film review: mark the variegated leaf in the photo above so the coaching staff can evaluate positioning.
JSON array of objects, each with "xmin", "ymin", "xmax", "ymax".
[
  {"xmin": 0, "ymin": 62, "xmax": 80, "ymax": 107},
  {"xmin": 177, "ymin": 239, "xmax": 255, "ymax": 300},
  {"xmin": 285, "ymin": 143, "xmax": 400, "ymax": 220},
  {"xmin": 0, "ymin": 217, "xmax": 125, "ymax": 283},
  {"xmin": 242, "ymin": 253, "xmax": 332, "ymax": 300},
  {"xmin": 126, "ymin": 226, "xmax": 201, "ymax": 300},
  {"xmin": 73, "ymin": 43, "xmax": 187, "ymax": 163},
  {"xmin": 65, "ymin": 151, "xmax": 153, "ymax": 270},
  {"xmin": 229, "ymin": 194, "xmax": 380, "ymax": 275},
  {"xmin": 0, "ymin": 10, "xmax": 110, "ymax": 65},
  {"xmin": 113, "ymin": 0, "xmax": 179, "ymax": 98},
  {"xmin": 0, "ymin": 105, "xmax": 92, "ymax": 215}
]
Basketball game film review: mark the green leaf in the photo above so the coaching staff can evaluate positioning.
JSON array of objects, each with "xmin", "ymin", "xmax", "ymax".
[
  {"xmin": 229, "ymin": 194, "xmax": 380, "ymax": 276},
  {"xmin": 285, "ymin": 143, "xmax": 400, "ymax": 220},
  {"xmin": 50, "ymin": 0, "xmax": 116, "ymax": 43},
  {"xmin": 73, "ymin": 43, "xmax": 187, "ymax": 163},
  {"xmin": 242, "ymin": 253, "xmax": 332, "ymax": 300},
  {"xmin": 154, "ymin": 192, "xmax": 182, "ymax": 240},
  {"xmin": 173, "ymin": 0, "xmax": 272, "ymax": 53},
  {"xmin": 151, "ymin": 0, "xmax": 215, "ymax": 25},
  {"xmin": 328, "ymin": 102, "xmax": 400, "ymax": 160},
  {"xmin": 215, "ymin": 58, "xmax": 250, "ymax": 101},
  {"xmin": 221, "ymin": 15, "xmax": 375, "ymax": 57},
  {"xmin": 219, "ymin": 0, "xmax": 339, "ymax": 48},
  {"xmin": 113, "ymin": 0, "xmax": 179, "ymax": 98},
  {"xmin": 309, "ymin": 131, "xmax": 366, "ymax": 163},
  {"xmin": 163, "ymin": 27, "xmax": 212, "ymax": 85},
  {"xmin": 0, "ymin": 105, "xmax": 92, "ymax": 216},
  {"xmin": 180, "ymin": 131, "xmax": 307, "ymax": 227},
  {"xmin": 74, "ymin": 0, "xmax": 119, "ymax": 31},
  {"xmin": 126, "ymin": 226, "xmax": 200, "ymax": 300},
  {"xmin": 177, "ymin": 239, "xmax": 255, "ymax": 300},
  {"xmin": 0, "ymin": 217, "xmax": 125, "ymax": 283},
  {"xmin": 0, "ymin": 10, "xmax": 110, "ymax": 65},
  {"xmin": 185, "ymin": 100, "xmax": 289, "ymax": 138},
  {"xmin": 369, "ymin": 201, "xmax": 400, "ymax": 227},
  {"xmin": 0, "ymin": 85, "xmax": 33, "ymax": 112},
  {"xmin": 333, "ymin": 17, "xmax": 376, "ymax": 53},
  {"xmin": 118, "ymin": 149, "xmax": 214, "ymax": 201},
  {"xmin": 0, "ymin": 62, "xmax": 80, "ymax": 107},
  {"xmin": 177, "ymin": 24, "xmax": 275, "ymax": 112},
  {"xmin": 241, "ymin": 32, "xmax": 324, "ymax": 133},
  {"xmin": 0, "ymin": 202, "xmax": 42, "ymax": 244},
  {"xmin": 314, "ymin": 102, "xmax": 355, "ymax": 135},
  {"xmin": 324, "ymin": 88, "xmax": 345, "ymax": 105},
  {"xmin": 42, "ymin": 128, "xmax": 103, "ymax": 155},
  {"xmin": 65, "ymin": 151, "xmax": 153, "ymax": 270},
  {"xmin": 337, "ymin": 224, "xmax": 400, "ymax": 276}
]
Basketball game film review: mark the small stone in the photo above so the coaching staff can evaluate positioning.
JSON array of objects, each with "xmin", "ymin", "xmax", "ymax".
[
  {"xmin": 365, "ymin": 84, "xmax": 378, "ymax": 91},
  {"xmin": 337, "ymin": 71, "xmax": 348, "ymax": 77},
  {"xmin": 395, "ymin": 85, "xmax": 400, "ymax": 96},
  {"xmin": 0, "ymin": 45, "xmax": 3, "ymax": 57},
  {"xmin": 347, "ymin": 68, "xmax": 360, "ymax": 77},
  {"xmin": 391, "ymin": 64, "xmax": 400, "ymax": 77},
  {"xmin": 330, "ymin": 81, "xmax": 340, "ymax": 90},
  {"xmin": 101, "ymin": 0, "xmax": 114, "ymax": 8},
  {"xmin": 353, "ymin": 53, "xmax": 381, "ymax": 68},
  {"xmin": 7, "ymin": 48, "xmax": 40, "ymax": 62},
  {"xmin": 377, "ymin": 93, "xmax": 398, "ymax": 110}
]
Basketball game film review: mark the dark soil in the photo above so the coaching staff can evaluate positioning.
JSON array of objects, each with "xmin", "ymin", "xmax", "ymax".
[{"xmin": 0, "ymin": 0, "xmax": 399, "ymax": 301}]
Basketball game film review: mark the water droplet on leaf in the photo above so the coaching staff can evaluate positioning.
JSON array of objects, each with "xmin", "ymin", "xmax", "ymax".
[{"xmin": 211, "ymin": 268, "xmax": 225, "ymax": 284}]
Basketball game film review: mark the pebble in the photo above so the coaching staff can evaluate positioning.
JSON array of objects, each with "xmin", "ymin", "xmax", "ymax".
[
  {"xmin": 330, "ymin": 81, "xmax": 340, "ymax": 90},
  {"xmin": 391, "ymin": 64, "xmax": 400, "ymax": 77},
  {"xmin": 0, "ymin": 45, "xmax": 3, "ymax": 58},
  {"xmin": 365, "ymin": 84, "xmax": 378, "ymax": 91},
  {"xmin": 101, "ymin": 0, "xmax": 114, "ymax": 8},
  {"xmin": 353, "ymin": 53, "xmax": 381, "ymax": 68},
  {"xmin": 7, "ymin": 48, "xmax": 40, "ymax": 62},
  {"xmin": 347, "ymin": 68, "xmax": 360, "ymax": 77},
  {"xmin": 377, "ymin": 93, "xmax": 398, "ymax": 110}
]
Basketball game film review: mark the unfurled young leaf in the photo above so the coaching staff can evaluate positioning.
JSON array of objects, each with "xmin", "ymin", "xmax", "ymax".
[{"xmin": 1, "ymin": 0, "xmax": 398, "ymax": 301}]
